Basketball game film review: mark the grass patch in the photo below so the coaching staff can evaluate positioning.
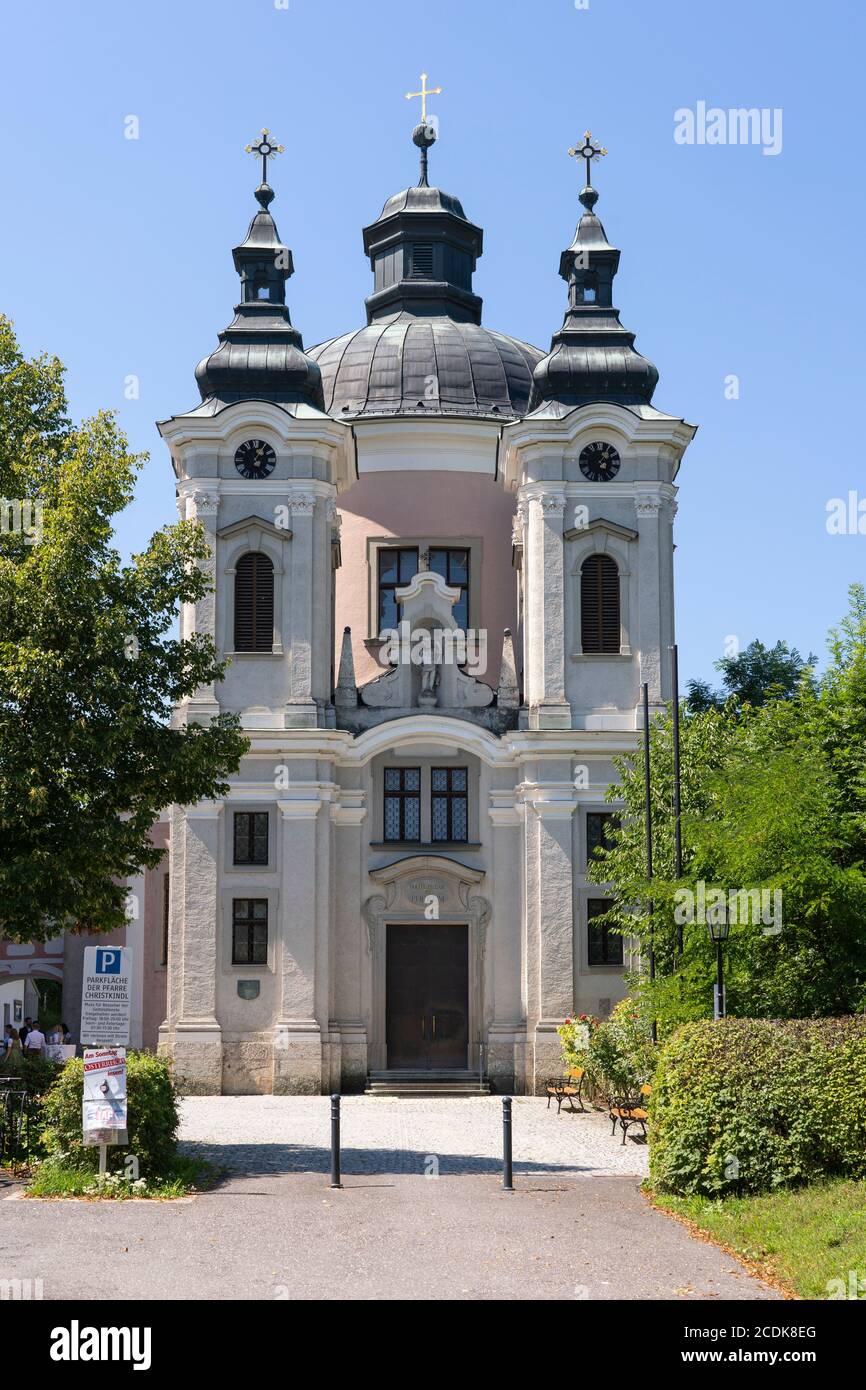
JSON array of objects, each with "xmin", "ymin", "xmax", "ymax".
[
  {"xmin": 26, "ymin": 1153, "xmax": 213, "ymax": 1200},
  {"xmin": 650, "ymin": 1178, "xmax": 866, "ymax": 1299}
]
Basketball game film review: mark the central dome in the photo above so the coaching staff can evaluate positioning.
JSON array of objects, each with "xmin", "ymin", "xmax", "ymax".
[
  {"xmin": 308, "ymin": 313, "xmax": 542, "ymax": 420},
  {"xmin": 308, "ymin": 143, "xmax": 542, "ymax": 421}
]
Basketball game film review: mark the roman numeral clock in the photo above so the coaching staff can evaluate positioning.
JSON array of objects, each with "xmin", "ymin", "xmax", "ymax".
[{"xmin": 234, "ymin": 438, "xmax": 276, "ymax": 479}]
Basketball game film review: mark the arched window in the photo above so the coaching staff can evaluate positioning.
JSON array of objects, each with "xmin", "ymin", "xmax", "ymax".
[
  {"xmin": 580, "ymin": 554, "xmax": 620, "ymax": 653},
  {"xmin": 234, "ymin": 552, "xmax": 274, "ymax": 652}
]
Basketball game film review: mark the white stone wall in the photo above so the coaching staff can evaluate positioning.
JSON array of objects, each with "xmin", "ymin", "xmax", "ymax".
[{"xmin": 155, "ymin": 399, "xmax": 693, "ymax": 1094}]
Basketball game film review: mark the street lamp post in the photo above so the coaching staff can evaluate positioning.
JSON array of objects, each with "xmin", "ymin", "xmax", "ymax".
[{"xmin": 707, "ymin": 902, "xmax": 730, "ymax": 1019}]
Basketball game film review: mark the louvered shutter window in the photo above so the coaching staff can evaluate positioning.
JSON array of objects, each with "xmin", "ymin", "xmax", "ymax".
[
  {"xmin": 234, "ymin": 552, "xmax": 274, "ymax": 652},
  {"xmin": 580, "ymin": 554, "xmax": 620, "ymax": 653},
  {"xmin": 410, "ymin": 244, "xmax": 434, "ymax": 278}
]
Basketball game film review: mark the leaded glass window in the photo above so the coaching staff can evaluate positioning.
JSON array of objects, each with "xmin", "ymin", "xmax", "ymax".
[
  {"xmin": 431, "ymin": 766, "xmax": 468, "ymax": 843},
  {"xmin": 383, "ymin": 767, "xmax": 421, "ymax": 842}
]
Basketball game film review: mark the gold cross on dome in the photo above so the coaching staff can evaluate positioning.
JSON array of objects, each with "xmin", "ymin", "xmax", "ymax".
[
  {"xmin": 244, "ymin": 128, "xmax": 285, "ymax": 184},
  {"xmin": 568, "ymin": 130, "xmax": 607, "ymax": 185},
  {"xmin": 405, "ymin": 71, "xmax": 442, "ymax": 124}
]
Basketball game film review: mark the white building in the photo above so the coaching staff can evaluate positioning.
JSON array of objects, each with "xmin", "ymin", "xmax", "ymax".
[{"xmin": 155, "ymin": 126, "xmax": 695, "ymax": 1094}]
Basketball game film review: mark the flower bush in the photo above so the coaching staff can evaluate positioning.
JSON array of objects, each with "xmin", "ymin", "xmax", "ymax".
[{"xmin": 557, "ymin": 1001, "xmax": 656, "ymax": 1099}]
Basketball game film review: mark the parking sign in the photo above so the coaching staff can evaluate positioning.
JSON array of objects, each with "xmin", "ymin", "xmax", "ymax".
[{"xmin": 80, "ymin": 946, "xmax": 132, "ymax": 1047}]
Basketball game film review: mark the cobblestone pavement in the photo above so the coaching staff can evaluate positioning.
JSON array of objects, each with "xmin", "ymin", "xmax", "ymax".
[{"xmin": 177, "ymin": 1095, "xmax": 649, "ymax": 1178}]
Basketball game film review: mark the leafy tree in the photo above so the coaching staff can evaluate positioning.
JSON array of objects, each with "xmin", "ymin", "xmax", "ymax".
[
  {"xmin": 589, "ymin": 588, "xmax": 866, "ymax": 1024},
  {"xmin": 0, "ymin": 316, "xmax": 247, "ymax": 942},
  {"xmin": 686, "ymin": 638, "xmax": 816, "ymax": 713}
]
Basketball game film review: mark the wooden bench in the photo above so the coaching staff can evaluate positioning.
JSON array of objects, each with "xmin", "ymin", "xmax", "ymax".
[
  {"xmin": 546, "ymin": 1068, "xmax": 586, "ymax": 1115},
  {"xmin": 608, "ymin": 1083, "xmax": 651, "ymax": 1144}
]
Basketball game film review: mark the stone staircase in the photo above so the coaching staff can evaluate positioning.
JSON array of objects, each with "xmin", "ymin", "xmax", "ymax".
[{"xmin": 365, "ymin": 1069, "xmax": 490, "ymax": 1097}]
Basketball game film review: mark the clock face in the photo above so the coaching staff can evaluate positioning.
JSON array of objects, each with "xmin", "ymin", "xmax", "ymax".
[
  {"xmin": 234, "ymin": 439, "xmax": 276, "ymax": 480},
  {"xmin": 579, "ymin": 440, "xmax": 621, "ymax": 482}
]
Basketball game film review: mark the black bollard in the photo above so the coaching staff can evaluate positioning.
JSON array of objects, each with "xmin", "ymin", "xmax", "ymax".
[
  {"xmin": 330, "ymin": 1093, "xmax": 342, "ymax": 1189},
  {"xmin": 502, "ymin": 1096, "xmax": 514, "ymax": 1191}
]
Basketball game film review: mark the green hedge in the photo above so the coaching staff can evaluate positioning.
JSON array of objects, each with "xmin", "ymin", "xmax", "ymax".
[
  {"xmin": 649, "ymin": 1017, "xmax": 866, "ymax": 1198},
  {"xmin": 39, "ymin": 1051, "xmax": 179, "ymax": 1176}
]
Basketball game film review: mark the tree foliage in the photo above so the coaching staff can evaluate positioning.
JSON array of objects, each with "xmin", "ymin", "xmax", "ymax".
[
  {"xmin": 686, "ymin": 638, "xmax": 816, "ymax": 713},
  {"xmin": 588, "ymin": 587, "xmax": 866, "ymax": 1023},
  {"xmin": 0, "ymin": 316, "xmax": 247, "ymax": 941}
]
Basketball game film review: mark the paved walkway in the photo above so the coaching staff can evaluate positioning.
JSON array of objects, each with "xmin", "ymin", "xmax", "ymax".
[
  {"xmin": 1, "ymin": 1098, "xmax": 781, "ymax": 1300},
  {"xmin": 177, "ymin": 1094, "xmax": 650, "ymax": 1178}
]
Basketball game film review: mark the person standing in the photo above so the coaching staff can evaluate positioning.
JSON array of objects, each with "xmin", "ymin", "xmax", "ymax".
[
  {"xmin": 19, "ymin": 1017, "xmax": 32, "ymax": 1046},
  {"xmin": 23, "ymin": 1021, "xmax": 46, "ymax": 1053}
]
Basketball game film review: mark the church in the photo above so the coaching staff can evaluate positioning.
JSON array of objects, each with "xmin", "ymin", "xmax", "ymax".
[{"xmin": 152, "ymin": 104, "xmax": 696, "ymax": 1095}]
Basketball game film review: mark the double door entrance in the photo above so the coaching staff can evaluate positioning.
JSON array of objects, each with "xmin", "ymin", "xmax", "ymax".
[{"xmin": 385, "ymin": 924, "xmax": 469, "ymax": 1070}]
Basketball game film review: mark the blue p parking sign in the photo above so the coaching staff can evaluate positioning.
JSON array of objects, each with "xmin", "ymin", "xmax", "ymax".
[{"xmin": 95, "ymin": 948, "xmax": 122, "ymax": 974}]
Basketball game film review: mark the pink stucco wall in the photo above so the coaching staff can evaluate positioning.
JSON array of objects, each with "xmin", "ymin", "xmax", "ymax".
[{"xmin": 335, "ymin": 470, "xmax": 518, "ymax": 689}]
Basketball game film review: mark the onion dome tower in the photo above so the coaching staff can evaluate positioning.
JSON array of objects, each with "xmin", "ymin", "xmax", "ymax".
[
  {"xmin": 529, "ymin": 132, "xmax": 658, "ymax": 412},
  {"xmin": 195, "ymin": 130, "xmax": 325, "ymax": 409},
  {"xmin": 308, "ymin": 106, "xmax": 542, "ymax": 419}
]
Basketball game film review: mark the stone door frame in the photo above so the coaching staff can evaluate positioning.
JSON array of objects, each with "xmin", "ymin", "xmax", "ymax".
[{"xmin": 362, "ymin": 856, "xmax": 491, "ymax": 1073}]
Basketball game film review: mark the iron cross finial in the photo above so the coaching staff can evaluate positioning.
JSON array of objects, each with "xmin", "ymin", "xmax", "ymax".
[
  {"xmin": 405, "ymin": 71, "xmax": 442, "ymax": 125},
  {"xmin": 244, "ymin": 128, "xmax": 285, "ymax": 185},
  {"xmin": 567, "ymin": 130, "xmax": 608, "ymax": 187}
]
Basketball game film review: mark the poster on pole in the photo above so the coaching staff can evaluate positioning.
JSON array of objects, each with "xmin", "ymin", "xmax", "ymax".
[
  {"xmin": 81, "ymin": 946, "xmax": 132, "ymax": 1047},
  {"xmin": 82, "ymin": 1048, "xmax": 128, "ymax": 1147}
]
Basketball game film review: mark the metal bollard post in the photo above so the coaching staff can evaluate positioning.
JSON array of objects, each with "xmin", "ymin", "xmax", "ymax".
[
  {"xmin": 502, "ymin": 1096, "xmax": 514, "ymax": 1191},
  {"xmin": 330, "ymin": 1093, "xmax": 342, "ymax": 1189}
]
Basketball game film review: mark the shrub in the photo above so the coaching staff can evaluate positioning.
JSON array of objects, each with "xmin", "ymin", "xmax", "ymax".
[
  {"xmin": 39, "ymin": 1051, "xmax": 180, "ymax": 1176},
  {"xmin": 0, "ymin": 1047, "xmax": 61, "ymax": 1102},
  {"xmin": 557, "ymin": 1002, "xmax": 656, "ymax": 1098},
  {"xmin": 649, "ymin": 1016, "xmax": 866, "ymax": 1198},
  {"xmin": 590, "ymin": 1001, "xmax": 656, "ymax": 1097}
]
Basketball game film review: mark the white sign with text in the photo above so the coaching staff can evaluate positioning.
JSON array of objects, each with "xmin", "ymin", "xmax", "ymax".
[{"xmin": 80, "ymin": 946, "xmax": 132, "ymax": 1046}]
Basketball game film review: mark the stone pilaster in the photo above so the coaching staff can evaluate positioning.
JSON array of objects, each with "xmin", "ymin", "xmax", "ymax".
[
  {"xmin": 525, "ymin": 784, "xmax": 577, "ymax": 1093},
  {"xmin": 487, "ymin": 789, "xmax": 524, "ymax": 1093},
  {"xmin": 522, "ymin": 487, "xmax": 571, "ymax": 728},
  {"xmin": 186, "ymin": 490, "xmax": 221, "ymax": 721},
  {"xmin": 273, "ymin": 796, "xmax": 323, "ymax": 1092},
  {"xmin": 634, "ymin": 492, "xmax": 665, "ymax": 708},
  {"xmin": 330, "ymin": 788, "xmax": 367, "ymax": 1091},
  {"xmin": 170, "ymin": 801, "xmax": 223, "ymax": 1093}
]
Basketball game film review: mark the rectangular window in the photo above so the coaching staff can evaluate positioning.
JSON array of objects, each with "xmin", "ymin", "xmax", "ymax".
[
  {"xmin": 161, "ymin": 873, "xmax": 170, "ymax": 967},
  {"xmin": 233, "ymin": 811, "xmax": 269, "ymax": 866},
  {"xmin": 428, "ymin": 547, "xmax": 470, "ymax": 628},
  {"xmin": 378, "ymin": 547, "xmax": 419, "ymax": 633},
  {"xmin": 431, "ymin": 767, "xmax": 468, "ymax": 843},
  {"xmin": 232, "ymin": 898, "xmax": 268, "ymax": 965},
  {"xmin": 587, "ymin": 898, "xmax": 623, "ymax": 967},
  {"xmin": 586, "ymin": 812, "xmax": 620, "ymax": 866},
  {"xmin": 383, "ymin": 767, "xmax": 421, "ymax": 842}
]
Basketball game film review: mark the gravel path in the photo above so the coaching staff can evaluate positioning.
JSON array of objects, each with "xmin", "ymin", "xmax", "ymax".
[{"xmin": 177, "ymin": 1095, "xmax": 650, "ymax": 1178}]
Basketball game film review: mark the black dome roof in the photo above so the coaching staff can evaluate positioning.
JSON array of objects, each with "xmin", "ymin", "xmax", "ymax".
[
  {"xmin": 308, "ymin": 313, "xmax": 542, "ymax": 419},
  {"xmin": 307, "ymin": 141, "xmax": 543, "ymax": 420}
]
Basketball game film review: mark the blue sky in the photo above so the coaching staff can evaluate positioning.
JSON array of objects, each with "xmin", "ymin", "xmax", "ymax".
[{"xmin": 1, "ymin": 0, "xmax": 862, "ymax": 687}]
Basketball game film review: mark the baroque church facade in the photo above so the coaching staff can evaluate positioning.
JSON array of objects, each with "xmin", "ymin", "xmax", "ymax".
[{"xmin": 155, "ymin": 120, "xmax": 696, "ymax": 1095}]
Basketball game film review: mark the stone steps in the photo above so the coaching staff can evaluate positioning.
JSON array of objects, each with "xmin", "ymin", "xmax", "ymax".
[{"xmin": 365, "ymin": 1069, "xmax": 490, "ymax": 1097}]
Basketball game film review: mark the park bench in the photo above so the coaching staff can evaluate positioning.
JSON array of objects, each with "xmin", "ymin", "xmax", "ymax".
[
  {"xmin": 546, "ymin": 1067, "xmax": 587, "ymax": 1115},
  {"xmin": 608, "ymin": 1083, "xmax": 652, "ymax": 1144}
]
